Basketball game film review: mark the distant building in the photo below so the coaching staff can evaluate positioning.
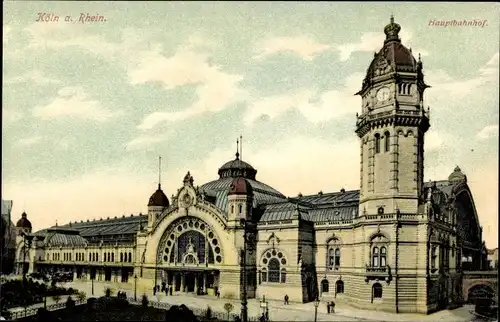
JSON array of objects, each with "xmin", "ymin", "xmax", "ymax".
[
  {"xmin": 1, "ymin": 199, "xmax": 17, "ymax": 274},
  {"xmin": 15, "ymin": 17, "xmax": 488, "ymax": 314},
  {"xmin": 487, "ymin": 248, "xmax": 498, "ymax": 269}
]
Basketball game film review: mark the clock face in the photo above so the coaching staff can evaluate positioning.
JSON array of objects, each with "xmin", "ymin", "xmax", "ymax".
[{"xmin": 376, "ymin": 87, "xmax": 390, "ymax": 102}]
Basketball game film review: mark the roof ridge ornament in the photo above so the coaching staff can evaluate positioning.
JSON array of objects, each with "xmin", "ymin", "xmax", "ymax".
[
  {"xmin": 235, "ymin": 138, "xmax": 240, "ymax": 160},
  {"xmin": 384, "ymin": 14, "xmax": 401, "ymax": 43}
]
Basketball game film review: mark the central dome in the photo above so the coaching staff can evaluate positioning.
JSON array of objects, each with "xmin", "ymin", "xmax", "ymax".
[{"xmin": 218, "ymin": 151, "xmax": 257, "ymax": 180}]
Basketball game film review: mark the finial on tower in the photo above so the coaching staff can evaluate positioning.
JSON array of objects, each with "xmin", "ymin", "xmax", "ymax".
[
  {"xmin": 384, "ymin": 14, "xmax": 401, "ymax": 42},
  {"xmin": 158, "ymin": 156, "xmax": 162, "ymax": 189},
  {"xmin": 236, "ymin": 138, "xmax": 240, "ymax": 160},
  {"xmin": 240, "ymin": 134, "xmax": 243, "ymax": 161}
]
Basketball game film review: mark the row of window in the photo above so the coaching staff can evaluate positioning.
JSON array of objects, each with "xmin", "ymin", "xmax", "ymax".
[
  {"xmin": 374, "ymin": 132, "xmax": 390, "ymax": 154},
  {"xmin": 46, "ymin": 251, "xmax": 133, "ymax": 263},
  {"xmin": 327, "ymin": 246, "xmax": 387, "ymax": 269},
  {"xmin": 320, "ymin": 280, "xmax": 383, "ymax": 299}
]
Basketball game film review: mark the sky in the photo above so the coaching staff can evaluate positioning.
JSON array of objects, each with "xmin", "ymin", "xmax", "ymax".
[{"xmin": 2, "ymin": 2, "xmax": 499, "ymax": 248}]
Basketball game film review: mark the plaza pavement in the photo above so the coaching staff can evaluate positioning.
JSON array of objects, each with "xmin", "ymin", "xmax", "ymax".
[{"xmin": 63, "ymin": 279, "xmax": 477, "ymax": 322}]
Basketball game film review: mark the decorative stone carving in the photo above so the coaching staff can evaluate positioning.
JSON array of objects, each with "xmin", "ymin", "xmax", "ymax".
[{"xmin": 267, "ymin": 232, "xmax": 280, "ymax": 249}]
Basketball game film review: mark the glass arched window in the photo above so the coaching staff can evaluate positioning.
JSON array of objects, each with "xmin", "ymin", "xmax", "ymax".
[
  {"xmin": 89, "ymin": 253, "xmax": 92, "ymax": 261},
  {"xmin": 373, "ymin": 283, "xmax": 383, "ymax": 299},
  {"xmin": 431, "ymin": 246, "xmax": 437, "ymax": 269},
  {"xmin": 328, "ymin": 248, "xmax": 335, "ymax": 268},
  {"xmin": 104, "ymin": 253, "xmax": 107, "ymax": 262},
  {"xmin": 372, "ymin": 247, "xmax": 379, "ymax": 267},
  {"xmin": 231, "ymin": 205, "xmax": 234, "ymax": 214},
  {"xmin": 321, "ymin": 279, "xmax": 329, "ymax": 293},
  {"xmin": 120, "ymin": 253, "xmax": 123, "ymax": 262},
  {"xmin": 268, "ymin": 258, "xmax": 280, "ymax": 283},
  {"xmin": 128, "ymin": 252, "xmax": 132, "ymax": 263},
  {"xmin": 238, "ymin": 204, "xmax": 243, "ymax": 214},
  {"xmin": 380, "ymin": 246, "xmax": 387, "ymax": 267},
  {"xmin": 336, "ymin": 280, "xmax": 344, "ymax": 294},
  {"xmin": 261, "ymin": 268, "xmax": 267, "ymax": 283},
  {"xmin": 375, "ymin": 134, "xmax": 381, "ymax": 154},
  {"xmin": 111, "ymin": 253, "xmax": 114, "ymax": 262},
  {"xmin": 335, "ymin": 248, "xmax": 341, "ymax": 267},
  {"xmin": 280, "ymin": 268, "xmax": 287, "ymax": 283},
  {"xmin": 96, "ymin": 253, "xmax": 99, "ymax": 262},
  {"xmin": 262, "ymin": 250, "xmax": 287, "ymax": 283},
  {"xmin": 384, "ymin": 132, "xmax": 390, "ymax": 152}
]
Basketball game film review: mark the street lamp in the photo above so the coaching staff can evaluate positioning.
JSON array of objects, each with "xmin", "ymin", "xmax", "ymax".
[
  {"xmin": 314, "ymin": 297, "xmax": 320, "ymax": 322},
  {"xmin": 134, "ymin": 275, "xmax": 138, "ymax": 301},
  {"xmin": 240, "ymin": 218, "xmax": 255, "ymax": 322},
  {"xmin": 260, "ymin": 296, "xmax": 268, "ymax": 321},
  {"xmin": 21, "ymin": 233, "xmax": 34, "ymax": 318}
]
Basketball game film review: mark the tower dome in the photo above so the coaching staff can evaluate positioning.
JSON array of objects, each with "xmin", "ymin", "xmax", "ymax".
[
  {"xmin": 228, "ymin": 177, "xmax": 253, "ymax": 196},
  {"xmin": 148, "ymin": 184, "xmax": 170, "ymax": 207},
  {"xmin": 358, "ymin": 16, "xmax": 422, "ymax": 93},
  {"xmin": 16, "ymin": 212, "xmax": 32, "ymax": 229}
]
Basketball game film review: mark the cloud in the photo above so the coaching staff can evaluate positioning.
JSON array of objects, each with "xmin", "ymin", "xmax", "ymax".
[
  {"xmin": 254, "ymin": 36, "xmax": 332, "ymax": 61},
  {"xmin": 4, "ymin": 70, "xmax": 60, "ymax": 85},
  {"xmin": 425, "ymin": 130, "xmax": 453, "ymax": 151},
  {"xmin": 336, "ymin": 29, "xmax": 429, "ymax": 62},
  {"xmin": 16, "ymin": 136, "xmax": 43, "ymax": 147},
  {"xmin": 134, "ymin": 45, "xmax": 247, "ymax": 130},
  {"xmin": 426, "ymin": 52, "xmax": 499, "ymax": 105},
  {"xmin": 125, "ymin": 133, "xmax": 171, "ymax": 151},
  {"xmin": 32, "ymin": 86, "xmax": 120, "ymax": 122},
  {"xmin": 3, "ymin": 25, "xmax": 12, "ymax": 44},
  {"xmin": 2, "ymin": 107, "xmax": 24, "ymax": 125},
  {"xmin": 244, "ymin": 72, "xmax": 363, "ymax": 126},
  {"xmin": 253, "ymin": 29, "xmax": 429, "ymax": 63},
  {"xmin": 476, "ymin": 125, "xmax": 499, "ymax": 140}
]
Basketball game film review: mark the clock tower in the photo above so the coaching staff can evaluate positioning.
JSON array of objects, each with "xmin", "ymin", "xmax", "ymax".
[{"xmin": 355, "ymin": 16, "xmax": 430, "ymax": 216}]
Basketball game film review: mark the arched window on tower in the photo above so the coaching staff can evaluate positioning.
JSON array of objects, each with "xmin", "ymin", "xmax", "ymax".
[
  {"xmin": 372, "ymin": 247, "xmax": 379, "ymax": 267},
  {"xmin": 321, "ymin": 279, "xmax": 329, "ymax": 293},
  {"xmin": 372, "ymin": 283, "xmax": 383, "ymax": 300},
  {"xmin": 380, "ymin": 246, "xmax": 387, "ymax": 267},
  {"xmin": 238, "ymin": 204, "xmax": 243, "ymax": 214},
  {"xmin": 231, "ymin": 205, "xmax": 234, "ymax": 214},
  {"xmin": 384, "ymin": 132, "xmax": 390, "ymax": 152},
  {"xmin": 336, "ymin": 280, "xmax": 344, "ymax": 294},
  {"xmin": 375, "ymin": 134, "xmax": 381, "ymax": 154}
]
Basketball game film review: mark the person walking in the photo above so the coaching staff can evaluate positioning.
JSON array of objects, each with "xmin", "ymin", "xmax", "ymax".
[{"xmin": 284, "ymin": 294, "xmax": 289, "ymax": 305}]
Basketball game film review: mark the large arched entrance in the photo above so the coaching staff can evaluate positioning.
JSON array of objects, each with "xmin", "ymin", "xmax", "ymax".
[
  {"xmin": 156, "ymin": 216, "xmax": 224, "ymax": 295},
  {"xmin": 468, "ymin": 284, "xmax": 495, "ymax": 305}
]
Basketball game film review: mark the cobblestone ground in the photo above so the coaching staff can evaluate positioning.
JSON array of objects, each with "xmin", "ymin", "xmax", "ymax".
[{"xmin": 61, "ymin": 279, "xmax": 478, "ymax": 322}]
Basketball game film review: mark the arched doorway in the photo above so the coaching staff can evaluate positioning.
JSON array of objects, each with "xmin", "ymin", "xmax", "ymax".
[
  {"xmin": 468, "ymin": 284, "xmax": 495, "ymax": 305},
  {"xmin": 321, "ymin": 279, "xmax": 329, "ymax": 293}
]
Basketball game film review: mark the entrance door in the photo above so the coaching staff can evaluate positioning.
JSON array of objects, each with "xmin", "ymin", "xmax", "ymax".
[{"xmin": 186, "ymin": 272, "xmax": 196, "ymax": 292}]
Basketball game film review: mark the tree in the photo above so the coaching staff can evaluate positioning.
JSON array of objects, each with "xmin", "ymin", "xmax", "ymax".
[
  {"xmin": 76, "ymin": 291, "xmax": 86, "ymax": 303},
  {"xmin": 52, "ymin": 294, "xmax": 61, "ymax": 304},
  {"xmin": 224, "ymin": 303, "xmax": 234, "ymax": 321}
]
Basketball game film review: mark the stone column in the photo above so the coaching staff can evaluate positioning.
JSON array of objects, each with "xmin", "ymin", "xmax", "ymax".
[
  {"xmin": 194, "ymin": 274, "xmax": 198, "ymax": 293},
  {"xmin": 203, "ymin": 272, "xmax": 207, "ymax": 293},
  {"xmin": 165, "ymin": 271, "xmax": 169, "ymax": 286},
  {"xmin": 180, "ymin": 273, "xmax": 185, "ymax": 292},
  {"xmin": 173, "ymin": 273, "xmax": 177, "ymax": 291}
]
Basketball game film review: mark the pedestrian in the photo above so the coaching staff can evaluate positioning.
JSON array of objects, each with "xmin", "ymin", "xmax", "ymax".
[
  {"xmin": 284, "ymin": 294, "xmax": 289, "ymax": 305},
  {"xmin": 259, "ymin": 313, "xmax": 266, "ymax": 322},
  {"xmin": 169, "ymin": 286, "xmax": 173, "ymax": 295},
  {"xmin": 153, "ymin": 285, "xmax": 156, "ymax": 295},
  {"xmin": 330, "ymin": 301, "xmax": 335, "ymax": 313},
  {"xmin": 165, "ymin": 286, "xmax": 168, "ymax": 296},
  {"xmin": 327, "ymin": 302, "xmax": 330, "ymax": 313}
]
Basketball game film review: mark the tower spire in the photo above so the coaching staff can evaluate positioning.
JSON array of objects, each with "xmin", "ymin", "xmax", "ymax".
[
  {"xmin": 158, "ymin": 156, "xmax": 162, "ymax": 189},
  {"xmin": 236, "ymin": 138, "xmax": 240, "ymax": 160},
  {"xmin": 240, "ymin": 134, "xmax": 243, "ymax": 161}
]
